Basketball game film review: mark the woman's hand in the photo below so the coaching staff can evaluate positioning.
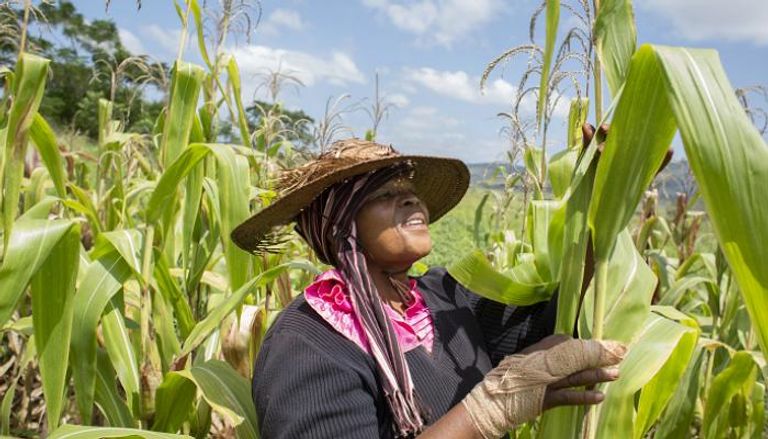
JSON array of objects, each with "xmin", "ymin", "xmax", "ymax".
[
  {"xmin": 461, "ymin": 335, "xmax": 626, "ymax": 439},
  {"xmin": 520, "ymin": 335, "xmax": 620, "ymax": 410}
]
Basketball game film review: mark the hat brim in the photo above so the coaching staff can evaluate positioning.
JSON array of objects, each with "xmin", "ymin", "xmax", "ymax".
[{"xmin": 230, "ymin": 155, "xmax": 470, "ymax": 253}]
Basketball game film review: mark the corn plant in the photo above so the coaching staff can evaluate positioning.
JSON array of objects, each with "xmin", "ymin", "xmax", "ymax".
[
  {"xmin": 0, "ymin": 1, "xmax": 320, "ymax": 437},
  {"xmin": 452, "ymin": 0, "xmax": 767, "ymax": 437}
]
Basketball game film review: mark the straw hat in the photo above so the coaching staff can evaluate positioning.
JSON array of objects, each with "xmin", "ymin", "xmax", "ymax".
[{"xmin": 231, "ymin": 138, "xmax": 470, "ymax": 253}]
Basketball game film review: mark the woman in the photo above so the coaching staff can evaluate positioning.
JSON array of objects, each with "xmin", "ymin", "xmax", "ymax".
[{"xmin": 231, "ymin": 139, "xmax": 625, "ymax": 439}]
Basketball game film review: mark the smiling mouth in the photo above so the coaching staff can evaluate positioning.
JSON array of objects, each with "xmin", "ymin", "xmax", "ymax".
[{"xmin": 402, "ymin": 213, "xmax": 428, "ymax": 229}]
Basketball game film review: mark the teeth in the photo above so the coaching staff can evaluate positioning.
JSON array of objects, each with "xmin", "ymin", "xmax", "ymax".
[{"xmin": 405, "ymin": 219, "xmax": 424, "ymax": 226}]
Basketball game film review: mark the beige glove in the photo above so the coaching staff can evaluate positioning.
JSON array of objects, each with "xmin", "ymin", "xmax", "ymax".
[{"xmin": 462, "ymin": 338, "xmax": 626, "ymax": 439}]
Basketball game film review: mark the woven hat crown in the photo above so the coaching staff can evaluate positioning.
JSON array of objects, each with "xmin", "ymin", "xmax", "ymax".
[
  {"xmin": 278, "ymin": 139, "xmax": 401, "ymax": 194},
  {"xmin": 231, "ymin": 138, "xmax": 469, "ymax": 253}
]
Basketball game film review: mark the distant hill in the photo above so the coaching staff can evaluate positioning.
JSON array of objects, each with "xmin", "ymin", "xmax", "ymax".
[{"xmin": 466, "ymin": 159, "xmax": 694, "ymax": 200}]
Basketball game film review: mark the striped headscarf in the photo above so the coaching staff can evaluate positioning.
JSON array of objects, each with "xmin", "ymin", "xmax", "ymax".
[{"xmin": 295, "ymin": 163, "xmax": 426, "ymax": 437}]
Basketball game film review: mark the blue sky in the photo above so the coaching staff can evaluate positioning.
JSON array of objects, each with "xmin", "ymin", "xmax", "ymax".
[{"xmin": 74, "ymin": 0, "xmax": 767, "ymax": 163}]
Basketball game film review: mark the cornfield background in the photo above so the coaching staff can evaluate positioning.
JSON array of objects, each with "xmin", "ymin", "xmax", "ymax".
[{"xmin": 0, "ymin": 0, "xmax": 766, "ymax": 438}]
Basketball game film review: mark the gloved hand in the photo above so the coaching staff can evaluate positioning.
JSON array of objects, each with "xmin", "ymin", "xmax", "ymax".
[{"xmin": 461, "ymin": 336, "xmax": 626, "ymax": 439}]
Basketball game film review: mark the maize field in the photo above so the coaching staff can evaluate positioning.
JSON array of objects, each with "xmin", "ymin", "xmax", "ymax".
[{"xmin": 0, "ymin": 0, "xmax": 765, "ymax": 438}]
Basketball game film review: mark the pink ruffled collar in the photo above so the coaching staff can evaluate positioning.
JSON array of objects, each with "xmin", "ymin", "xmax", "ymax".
[{"xmin": 304, "ymin": 269, "xmax": 435, "ymax": 355}]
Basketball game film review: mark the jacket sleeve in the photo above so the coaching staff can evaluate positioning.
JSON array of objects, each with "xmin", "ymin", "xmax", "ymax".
[
  {"xmin": 445, "ymin": 269, "xmax": 558, "ymax": 366},
  {"xmin": 252, "ymin": 331, "xmax": 383, "ymax": 439}
]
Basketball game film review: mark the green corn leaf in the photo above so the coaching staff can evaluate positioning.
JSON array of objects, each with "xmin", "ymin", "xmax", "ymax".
[
  {"xmin": 654, "ymin": 347, "xmax": 705, "ymax": 439},
  {"xmin": 1, "ymin": 53, "xmax": 49, "ymax": 252},
  {"xmin": 594, "ymin": 0, "xmax": 637, "ymax": 95},
  {"xmin": 180, "ymin": 261, "xmax": 312, "ymax": 357},
  {"xmin": 94, "ymin": 349, "xmax": 136, "ymax": 428},
  {"xmin": 526, "ymin": 199, "xmax": 561, "ymax": 280},
  {"xmin": 189, "ymin": 0, "xmax": 212, "ymax": 68},
  {"xmin": 1, "ymin": 381, "xmax": 16, "ymax": 436},
  {"xmin": 210, "ymin": 147, "xmax": 251, "ymax": 291},
  {"xmin": 67, "ymin": 183, "xmax": 103, "ymax": 235},
  {"xmin": 148, "ymin": 143, "xmax": 251, "ymax": 290},
  {"xmin": 152, "ymin": 251, "xmax": 195, "ymax": 338},
  {"xmin": 147, "ymin": 143, "xmax": 210, "ymax": 225},
  {"xmin": 596, "ymin": 311, "xmax": 699, "ymax": 437},
  {"xmin": 102, "ymin": 301, "xmax": 141, "ymax": 416},
  {"xmin": 173, "ymin": 360, "xmax": 258, "ymax": 439},
  {"xmin": 160, "ymin": 61, "xmax": 204, "ymax": 167},
  {"xmin": 71, "ymin": 251, "xmax": 132, "ymax": 423},
  {"xmin": 589, "ymin": 43, "xmax": 768, "ymax": 357},
  {"xmin": 225, "ymin": 56, "xmax": 252, "ymax": 148},
  {"xmin": 579, "ymin": 230, "xmax": 656, "ymax": 342},
  {"xmin": 30, "ymin": 222, "xmax": 80, "ymax": 432},
  {"xmin": 552, "ymin": 158, "xmax": 595, "ymax": 334},
  {"xmin": 28, "ymin": 114, "xmax": 67, "ymax": 199},
  {"xmin": 447, "ymin": 250, "xmax": 555, "ymax": 306},
  {"xmin": 152, "ymin": 273, "xmax": 181, "ymax": 370},
  {"xmin": 702, "ymin": 351, "xmax": 758, "ymax": 438},
  {"xmin": 548, "ymin": 149, "xmax": 578, "ymax": 199},
  {"xmin": 538, "ymin": 0, "xmax": 559, "ymax": 128},
  {"xmin": 588, "ymin": 45, "xmax": 677, "ymax": 262},
  {"xmin": 659, "ymin": 275, "xmax": 718, "ymax": 308},
  {"xmin": 653, "ymin": 45, "xmax": 768, "ymax": 358},
  {"xmin": 634, "ymin": 308, "xmax": 700, "ymax": 438},
  {"xmin": 152, "ymin": 372, "xmax": 197, "ymax": 433},
  {"xmin": 95, "ymin": 230, "xmax": 146, "ymax": 282},
  {"xmin": 749, "ymin": 382, "xmax": 765, "ymax": 438},
  {"xmin": 0, "ymin": 219, "xmax": 78, "ymax": 326},
  {"xmin": 48, "ymin": 425, "xmax": 192, "ymax": 439}
]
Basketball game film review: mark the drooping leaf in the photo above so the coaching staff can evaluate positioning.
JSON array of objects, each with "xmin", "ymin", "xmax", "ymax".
[
  {"xmin": 448, "ymin": 250, "xmax": 556, "ymax": 306},
  {"xmin": 0, "ymin": 219, "xmax": 77, "ymax": 326},
  {"xmin": 596, "ymin": 311, "xmax": 698, "ymax": 437},
  {"xmin": 47, "ymin": 425, "xmax": 192, "ymax": 439},
  {"xmin": 180, "ymin": 261, "xmax": 313, "ymax": 356},
  {"xmin": 173, "ymin": 360, "xmax": 258, "ymax": 439},
  {"xmin": 1, "ymin": 53, "xmax": 49, "ymax": 251},
  {"xmin": 71, "ymin": 251, "xmax": 132, "ymax": 423}
]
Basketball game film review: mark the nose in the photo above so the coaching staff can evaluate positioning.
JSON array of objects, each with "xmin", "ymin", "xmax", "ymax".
[{"xmin": 400, "ymin": 192, "xmax": 422, "ymax": 208}]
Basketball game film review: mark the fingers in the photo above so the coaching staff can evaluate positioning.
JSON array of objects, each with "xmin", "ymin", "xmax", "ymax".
[
  {"xmin": 655, "ymin": 149, "xmax": 674, "ymax": 176},
  {"xmin": 543, "ymin": 339, "xmax": 627, "ymax": 377},
  {"xmin": 543, "ymin": 389, "xmax": 605, "ymax": 410},
  {"xmin": 549, "ymin": 367, "xmax": 619, "ymax": 390},
  {"xmin": 581, "ymin": 122, "xmax": 610, "ymax": 153},
  {"xmin": 581, "ymin": 123, "xmax": 596, "ymax": 150}
]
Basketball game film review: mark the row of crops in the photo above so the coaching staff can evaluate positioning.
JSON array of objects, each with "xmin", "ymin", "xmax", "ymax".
[{"xmin": 0, "ymin": 0, "xmax": 766, "ymax": 438}]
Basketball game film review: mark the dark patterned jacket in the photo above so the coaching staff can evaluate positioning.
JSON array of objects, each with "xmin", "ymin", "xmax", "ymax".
[{"xmin": 252, "ymin": 267, "xmax": 557, "ymax": 438}]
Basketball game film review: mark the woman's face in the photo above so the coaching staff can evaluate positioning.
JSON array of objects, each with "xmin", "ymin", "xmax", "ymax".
[{"xmin": 355, "ymin": 176, "xmax": 432, "ymax": 272}]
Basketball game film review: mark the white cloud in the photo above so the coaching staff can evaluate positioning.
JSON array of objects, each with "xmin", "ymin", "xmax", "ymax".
[
  {"xmin": 260, "ymin": 9, "xmax": 306, "ymax": 36},
  {"xmin": 404, "ymin": 67, "xmax": 523, "ymax": 107},
  {"xmin": 639, "ymin": 0, "xmax": 768, "ymax": 45},
  {"xmin": 386, "ymin": 93, "xmax": 410, "ymax": 108},
  {"xmin": 377, "ymin": 105, "xmax": 511, "ymax": 162},
  {"xmin": 118, "ymin": 28, "xmax": 146, "ymax": 55},
  {"xmin": 231, "ymin": 45, "xmax": 366, "ymax": 89},
  {"xmin": 143, "ymin": 25, "xmax": 184, "ymax": 55},
  {"xmin": 362, "ymin": 0, "xmax": 503, "ymax": 46}
]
